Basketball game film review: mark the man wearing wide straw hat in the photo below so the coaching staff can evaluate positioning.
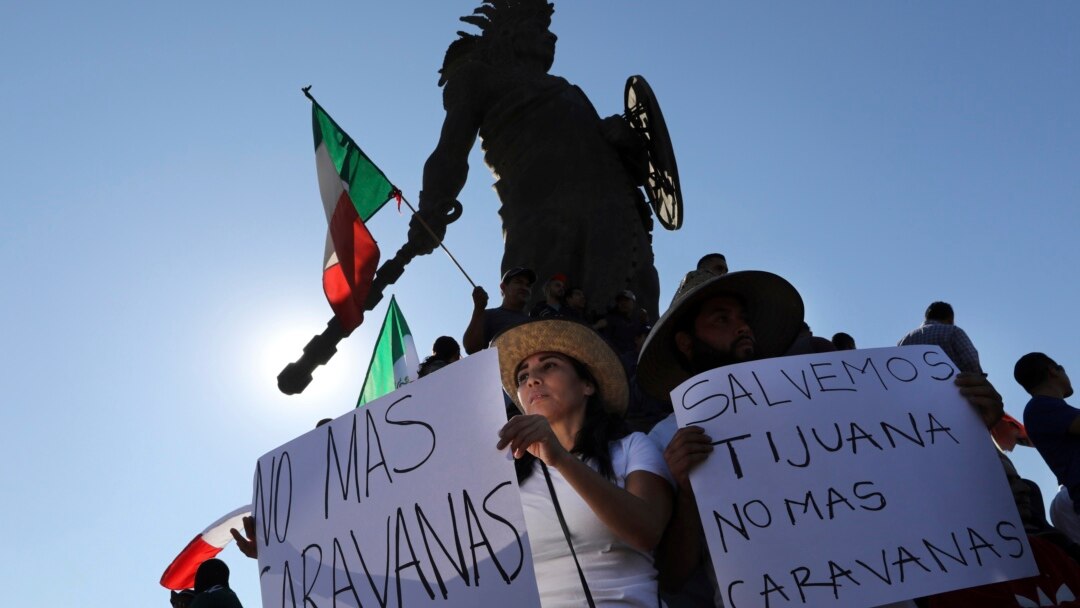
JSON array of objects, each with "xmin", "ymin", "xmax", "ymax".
[{"xmin": 638, "ymin": 269, "xmax": 1006, "ymax": 605}]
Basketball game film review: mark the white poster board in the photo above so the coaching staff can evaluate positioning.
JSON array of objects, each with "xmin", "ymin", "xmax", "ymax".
[
  {"xmin": 253, "ymin": 349, "xmax": 540, "ymax": 608},
  {"xmin": 670, "ymin": 346, "xmax": 1036, "ymax": 608}
]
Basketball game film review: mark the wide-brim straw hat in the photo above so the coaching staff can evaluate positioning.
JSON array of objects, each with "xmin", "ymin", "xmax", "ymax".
[
  {"xmin": 638, "ymin": 270, "xmax": 804, "ymax": 402},
  {"xmin": 492, "ymin": 319, "xmax": 629, "ymax": 415}
]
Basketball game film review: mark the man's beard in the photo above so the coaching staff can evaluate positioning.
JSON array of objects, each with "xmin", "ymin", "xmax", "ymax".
[{"xmin": 688, "ymin": 335, "xmax": 756, "ymax": 374}]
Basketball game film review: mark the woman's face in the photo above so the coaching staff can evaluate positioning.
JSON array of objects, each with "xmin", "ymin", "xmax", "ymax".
[{"xmin": 514, "ymin": 352, "xmax": 594, "ymax": 420}]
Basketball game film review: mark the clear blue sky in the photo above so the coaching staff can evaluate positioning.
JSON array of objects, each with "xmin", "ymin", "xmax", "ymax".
[{"xmin": 1, "ymin": 2, "xmax": 1078, "ymax": 605}]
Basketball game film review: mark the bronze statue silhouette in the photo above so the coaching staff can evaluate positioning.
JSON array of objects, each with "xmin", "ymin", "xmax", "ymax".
[
  {"xmin": 404, "ymin": 0, "xmax": 681, "ymax": 320},
  {"xmin": 279, "ymin": 0, "xmax": 682, "ymax": 394}
]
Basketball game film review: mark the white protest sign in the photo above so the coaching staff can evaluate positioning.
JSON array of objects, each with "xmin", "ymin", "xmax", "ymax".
[
  {"xmin": 671, "ymin": 346, "xmax": 1036, "ymax": 608},
  {"xmin": 253, "ymin": 349, "xmax": 540, "ymax": 608}
]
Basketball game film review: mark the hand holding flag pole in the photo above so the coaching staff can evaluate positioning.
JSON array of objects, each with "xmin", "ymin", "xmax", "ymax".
[{"xmin": 396, "ymin": 191, "xmax": 476, "ymax": 289}]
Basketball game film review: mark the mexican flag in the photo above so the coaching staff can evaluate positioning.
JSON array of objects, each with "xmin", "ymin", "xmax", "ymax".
[
  {"xmin": 160, "ymin": 505, "xmax": 251, "ymax": 590},
  {"xmin": 312, "ymin": 99, "xmax": 396, "ymax": 332},
  {"xmin": 357, "ymin": 295, "xmax": 419, "ymax": 407}
]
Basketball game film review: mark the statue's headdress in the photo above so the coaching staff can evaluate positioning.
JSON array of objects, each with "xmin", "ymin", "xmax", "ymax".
[{"xmin": 439, "ymin": 0, "xmax": 555, "ymax": 86}]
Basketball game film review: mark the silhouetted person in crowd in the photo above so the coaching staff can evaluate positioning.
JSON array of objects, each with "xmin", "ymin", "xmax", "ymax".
[
  {"xmin": 696, "ymin": 253, "xmax": 728, "ymax": 276},
  {"xmin": 564, "ymin": 286, "xmax": 587, "ymax": 321},
  {"xmin": 621, "ymin": 322, "xmax": 668, "ymax": 434},
  {"xmin": 1017, "ymin": 353, "xmax": 1080, "ymax": 543},
  {"xmin": 171, "ymin": 590, "xmax": 196, "ymax": 608},
  {"xmin": 832, "ymin": 331, "xmax": 856, "ymax": 350},
  {"xmin": 797, "ymin": 322, "xmax": 837, "ymax": 353},
  {"xmin": 418, "ymin": 336, "xmax": 462, "ymax": 377},
  {"xmin": 595, "ymin": 289, "xmax": 647, "ymax": 355},
  {"xmin": 190, "ymin": 559, "xmax": 242, "ymax": 608},
  {"xmin": 530, "ymin": 273, "xmax": 567, "ymax": 318},
  {"xmin": 463, "ymin": 267, "xmax": 535, "ymax": 354},
  {"xmin": 899, "ymin": 301, "xmax": 983, "ymax": 373}
]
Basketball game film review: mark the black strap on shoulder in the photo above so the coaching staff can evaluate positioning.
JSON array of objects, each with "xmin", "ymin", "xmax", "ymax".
[{"xmin": 539, "ymin": 461, "xmax": 596, "ymax": 608}]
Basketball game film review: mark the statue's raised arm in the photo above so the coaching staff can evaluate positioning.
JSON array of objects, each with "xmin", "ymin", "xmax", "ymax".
[{"xmin": 405, "ymin": 65, "xmax": 487, "ymax": 257}]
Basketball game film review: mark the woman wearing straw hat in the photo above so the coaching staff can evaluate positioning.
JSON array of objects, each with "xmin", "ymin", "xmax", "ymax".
[{"xmin": 493, "ymin": 319, "xmax": 674, "ymax": 607}]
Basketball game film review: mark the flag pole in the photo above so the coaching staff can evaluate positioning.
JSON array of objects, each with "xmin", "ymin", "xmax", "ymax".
[{"xmin": 395, "ymin": 192, "xmax": 476, "ymax": 289}]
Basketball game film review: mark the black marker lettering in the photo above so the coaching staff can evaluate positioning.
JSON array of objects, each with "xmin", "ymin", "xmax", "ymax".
[
  {"xmin": 281, "ymin": 560, "xmax": 297, "ymax": 608},
  {"xmin": 414, "ymin": 497, "xmax": 470, "ymax": 598},
  {"xmin": 892, "ymin": 545, "xmax": 932, "ymax": 583},
  {"xmin": 350, "ymin": 522, "xmax": 391, "ymax": 608},
  {"xmin": 395, "ymin": 507, "xmax": 435, "ymax": 605},
  {"xmin": 997, "ymin": 521, "xmax": 1025, "ymax": 558},
  {"xmin": 726, "ymin": 579, "xmax": 745, "ymax": 608},
  {"xmin": 301, "ymin": 543, "xmax": 323, "ymax": 608},
  {"xmin": 922, "ymin": 532, "xmax": 967, "ymax": 572},
  {"xmin": 785, "ymin": 426, "xmax": 811, "ymax": 468},
  {"xmin": 811, "ymin": 362, "xmax": 856, "ymax": 392},
  {"xmin": 463, "ymin": 488, "xmax": 511, "ymax": 584},
  {"xmin": 325, "ymin": 418, "xmax": 362, "ymax": 518},
  {"xmin": 711, "ymin": 433, "xmax": 753, "ymax": 479},
  {"xmin": 781, "ymin": 369, "xmax": 813, "ymax": 400},
  {"xmin": 826, "ymin": 486, "xmax": 856, "ymax": 519},
  {"xmin": 846, "ymin": 422, "xmax": 883, "ymax": 454},
  {"xmin": 785, "ymin": 491, "xmax": 824, "ymax": 526},
  {"xmin": 681, "ymin": 379, "xmax": 730, "ymax": 427},
  {"xmin": 790, "ymin": 566, "xmax": 835, "ymax": 603},
  {"xmin": 384, "ymin": 395, "xmax": 437, "ymax": 474},
  {"xmin": 365, "ymin": 409, "xmax": 393, "ymax": 497},
  {"xmin": 482, "ymin": 481, "xmax": 525, "ymax": 582},
  {"xmin": 885, "ymin": 357, "xmax": 919, "ymax": 382},
  {"xmin": 812, "ymin": 423, "xmax": 843, "ymax": 452},
  {"xmin": 713, "ymin": 505, "xmax": 751, "ymax": 553},
  {"xmin": 729, "ymin": 373, "xmax": 758, "ymax": 412},
  {"xmin": 927, "ymin": 413, "xmax": 960, "ymax": 445},
  {"xmin": 753, "ymin": 370, "xmax": 791, "ymax": 407},
  {"xmin": 274, "ymin": 452, "xmax": 293, "ymax": 543},
  {"xmin": 842, "ymin": 357, "xmax": 889, "ymax": 390},
  {"xmin": 853, "ymin": 481, "xmax": 887, "ymax": 512},
  {"xmin": 880, "ymin": 413, "xmax": 925, "ymax": 449},
  {"xmin": 967, "ymin": 527, "xmax": 1001, "ymax": 566},
  {"xmin": 923, "ymin": 350, "xmax": 956, "ymax": 381},
  {"xmin": 760, "ymin": 573, "xmax": 790, "ymax": 608},
  {"xmin": 828, "ymin": 560, "xmax": 860, "ymax": 599},
  {"xmin": 855, "ymin": 550, "xmax": 893, "ymax": 585},
  {"xmin": 332, "ymin": 537, "xmax": 362, "ymax": 606}
]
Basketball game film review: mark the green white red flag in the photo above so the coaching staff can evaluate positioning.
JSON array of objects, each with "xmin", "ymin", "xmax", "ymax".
[
  {"xmin": 159, "ymin": 505, "xmax": 251, "ymax": 590},
  {"xmin": 311, "ymin": 100, "xmax": 396, "ymax": 332},
  {"xmin": 357, "ymin": 295, "xmax": 419, "ymax": 407}
]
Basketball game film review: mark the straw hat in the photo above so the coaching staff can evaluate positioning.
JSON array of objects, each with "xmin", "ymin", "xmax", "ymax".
[
  {"xmin": 492, "ymin": 319, "xmax": 629, "ymax": 415},
  {"xmin": 638, "ymin": 270, "xmax": 804, "ymax": 402}
]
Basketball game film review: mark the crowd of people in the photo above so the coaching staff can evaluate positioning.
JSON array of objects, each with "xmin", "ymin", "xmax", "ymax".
[{"xmin": 200, "ymin": 252, "xmax": 1080, "ymax": 607}]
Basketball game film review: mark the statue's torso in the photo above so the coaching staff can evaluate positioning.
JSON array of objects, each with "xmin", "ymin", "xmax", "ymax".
[{"xmin": 445, "ymin": 62, "xmax": 659, "ymax": 318}]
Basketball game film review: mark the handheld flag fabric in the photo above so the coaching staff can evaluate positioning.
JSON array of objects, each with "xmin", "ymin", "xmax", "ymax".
[
  {"xmin": 991, "ymin": 412, "xmax": 1032, "ymax": 452},
  {"xmin": 160, "ymin": 505, "xmax": 252, "ymax": 590},
  {"xmin": 312, "ymin": 100, "xmax": 396, "ymax": 332},
  {"xmin": 357, "ymin": 295, "xmax": 419, "ymax": 407}
]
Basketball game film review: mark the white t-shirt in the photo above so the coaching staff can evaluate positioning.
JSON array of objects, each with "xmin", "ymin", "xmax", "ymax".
[{"xmin": 520, "ymin": 432, "xmax": 674, "ymax": 607}]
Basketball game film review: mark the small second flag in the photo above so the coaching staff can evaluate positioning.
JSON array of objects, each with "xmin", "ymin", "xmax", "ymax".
[{"xmin": 357, "ymin": 296, "xmax": 419, "ymax": 407}]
